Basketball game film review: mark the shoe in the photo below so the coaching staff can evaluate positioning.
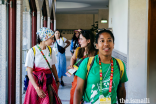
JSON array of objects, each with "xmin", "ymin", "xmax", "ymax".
[{"xmin": 60, "ymin": 80, "xmax": 64, "ymax": 86}]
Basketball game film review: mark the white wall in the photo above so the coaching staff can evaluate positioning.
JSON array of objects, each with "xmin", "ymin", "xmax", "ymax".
[
  {"xmin": 127, "ymin": 0, "xmax": 148, "ymax": 100},
  {"xmin": 109, "ymin": 0, "xmax": 128, "ymax": 54}
]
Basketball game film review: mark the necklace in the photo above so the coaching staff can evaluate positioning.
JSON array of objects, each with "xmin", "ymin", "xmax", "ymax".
[{"xmin": 98, "ymin": 56, "xmax": 114, "ymax": 97}]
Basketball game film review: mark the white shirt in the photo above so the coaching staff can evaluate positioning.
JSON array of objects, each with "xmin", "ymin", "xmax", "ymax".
[
  {"xmin": 25, "ymin": 45, "xmax": 57, "ymax": 69},
  {"xmin": 53, "ymin": 37, "xmax": 67, "ymax": 55}
]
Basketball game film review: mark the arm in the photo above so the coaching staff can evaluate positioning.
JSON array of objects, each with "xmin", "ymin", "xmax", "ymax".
[
  {"xmin": 64, "ymin": 40, "xmax": 70, "ymax": 49},
  {"xmin": 117, "ymin": 83, "xmax": 126, "ymax": 104},
  {"xmin": 27, "ymin": 67, "xmax": 46, "ymax": 98},
  {"xmin": 73, "ymin": 77, "xmax": 85, "ymax": 104},
  {"xmin": 52, "ymin": 65, "xmax": 60, "ymax": 89},
  {"xmin": 67, "ymin": 50, "xmax": 76, "ymax": 69}
]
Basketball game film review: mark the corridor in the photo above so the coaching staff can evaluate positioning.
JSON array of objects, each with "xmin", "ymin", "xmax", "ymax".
[{"xmin": 0, "ymin": 0, "xmax": 156, "ymax": 104}]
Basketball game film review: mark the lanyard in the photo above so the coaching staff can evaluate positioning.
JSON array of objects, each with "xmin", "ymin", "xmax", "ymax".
[
  {"xmin": 74, "ymin": 54, "xmax": 88, "ymax": 65},
  {"xmin": 98, "ymin": 56, "xmax": 114, "ymax": 97}
]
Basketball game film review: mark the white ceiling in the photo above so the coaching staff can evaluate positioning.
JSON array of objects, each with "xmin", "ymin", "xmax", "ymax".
[{"xmin": 56, "ymin": 0, "xmax": 109, "ymax": 14}]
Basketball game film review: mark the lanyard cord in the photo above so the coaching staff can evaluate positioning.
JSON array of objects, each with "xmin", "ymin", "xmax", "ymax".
[
  {"xmin": 98, "ymin": 56, "xmax": 114, "ymax": 97},
  {"xmin": 74, "ymin": 54, "xmax": 88, "ymax": 65}
]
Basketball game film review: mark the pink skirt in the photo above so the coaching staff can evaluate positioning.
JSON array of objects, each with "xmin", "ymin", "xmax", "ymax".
[{"xmin": 24, "ymin": 67, "xmax": 62, "ymax": 104}]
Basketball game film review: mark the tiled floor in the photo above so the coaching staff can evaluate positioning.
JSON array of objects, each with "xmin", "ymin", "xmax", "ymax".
[
  {"xmin": 58, "ymin": 75, "xmax": 74, "ymax": 104},
  {"xmin": 58, "ymin": 57, "xmax": 73, "ymax": 104}
]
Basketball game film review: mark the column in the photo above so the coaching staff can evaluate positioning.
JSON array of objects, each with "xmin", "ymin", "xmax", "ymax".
[
  {"xmin": 43, "ymin": 16, "xmax": 47, "ymax": 27},
  {"xmin": 8, "ymin": 0, "xmax": 16, "ymax": 103},
  {"xmin": 47, "ymin": 17, "xmax": 50, "ymax": 28},
  {"xmin": 0, "ymin": 2, "xmax": 7, "ymax": 104},
  {"xmin": 37, "ymin": 11, "xmax": 41, "ymax": 31},
  {"xmin": 16, "ymin": 0, "xmax": 23, "ymax": 103},
  {"xmin": 31, "ymin": 11, "xmax": 37, "ymax": 47}
]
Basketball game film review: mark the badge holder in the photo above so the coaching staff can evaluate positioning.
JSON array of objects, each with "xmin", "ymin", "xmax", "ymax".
[{"xmin": 66, "ymin": 68, "xmax": 77, "ymax": 77}]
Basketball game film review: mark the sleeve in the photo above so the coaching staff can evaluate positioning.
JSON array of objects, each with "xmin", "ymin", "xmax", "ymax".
[
  {"xmin": 25, "ymin": 48, "xmax": 34, "ymax": 68},
  {"xmin": 51, "ymin": 49, "xmax": 57, "ymax": 65},
  {"xmin": 70, "ymin": 39, "xmax": 73, "ymax": 51},
  {"xmin": 120, "ymin": 61, "xmax": 128, "ymax": 83},
  {"xmin": 63, "ymin": 37, "xmax": 67, "ymax": 43},
  {"xmin": 75, "ymin": 58, "xmax": 89, "ymax": 80}
]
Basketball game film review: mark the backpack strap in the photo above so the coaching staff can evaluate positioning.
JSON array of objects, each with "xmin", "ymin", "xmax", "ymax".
[
  {"xmin": 47, "ymin": 46, "xmax": 52, "ymax": 55},
  {"xmin": 83, "ymin": 56, "xmax": 95, "ymax": 101},
  {"xmin": 86, "ymin": 56, "xmax": 95, "ymax": 78},
  {"xmin": 32, "ymin": 46, "xmax": 36, "ymax": 56},
  {"xmin": 61, "ymin": 37, "xmax": 64, "ymax": 42},
  {"xmin": 115, "ymin": 58, "xmax": 124, "ymax": 80},
  {"xmin": 75, "ymin": 47, "xmax": 81, "ymax": 59},
  {"xmin": 26, "ymin": 46, "xmax": 36, "ymax": 71}
]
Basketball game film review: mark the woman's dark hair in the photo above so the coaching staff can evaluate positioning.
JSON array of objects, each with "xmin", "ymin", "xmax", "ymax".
[
  {"xmin": 77, "ymin": 30, "xmax": 97, "ymax": 58},
  {"xmin": 96, "ymin": 29, "xmax": 114, "ymax": 43},
  {"xmin": 54, "ymin": 29, "xmax": 63, "ymax": 41},
  {"xmin": 37, "ymin": 35, "xmax": 42, "ymax": 44},
  {"xmin": 72, "ymin": 32, "xmax": 79, "ymax": 41},
  {"xmin": 72, "ymin": 32, "xmax": 79, "ymax": 49}
]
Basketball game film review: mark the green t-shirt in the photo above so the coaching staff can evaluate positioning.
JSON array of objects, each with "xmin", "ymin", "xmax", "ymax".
[{"xmin": 76, "ymin": 55, "xmax": 128, "ymax": 104}]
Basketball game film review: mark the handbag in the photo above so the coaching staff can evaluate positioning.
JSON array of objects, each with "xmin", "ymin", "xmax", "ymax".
[{"xmin": 56, "ymin": 37, "xmax": 65, "ymax": 54}]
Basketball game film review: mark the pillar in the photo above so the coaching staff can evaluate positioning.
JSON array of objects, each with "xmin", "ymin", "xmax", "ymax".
[
  {"xmin": 32, "ymin": 11, "xmax": 37, "ymax": 47},
  {"xmin": 8, "ymin": 0, "xmax": 16, "ymax": 103},
  {"xmin": 43, "ymin": 16, "xmax": 47, "ymax": 27}
]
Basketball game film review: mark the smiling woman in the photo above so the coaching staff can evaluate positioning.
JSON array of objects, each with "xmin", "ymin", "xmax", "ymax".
[{"xmin": 74, "ymin": 29, "xmax": 128, "ymax": 104}]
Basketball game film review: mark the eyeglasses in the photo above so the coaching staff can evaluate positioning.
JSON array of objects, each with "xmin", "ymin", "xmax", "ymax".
[{"xmin": 98, "ymin": 28, "xmax": 113, "ymax": 32}]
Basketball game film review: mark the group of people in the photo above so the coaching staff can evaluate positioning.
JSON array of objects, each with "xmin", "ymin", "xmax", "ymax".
[{"xmin": 24, "ymin": 27, "xmax": 128, "ymax": 104}]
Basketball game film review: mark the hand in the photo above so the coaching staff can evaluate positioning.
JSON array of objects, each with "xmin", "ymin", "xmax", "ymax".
[
  {"xmin": 35, "ymin": 88, "xmax": 46, "ymax": 98},
  {"xmin": 67, "ymin": 65, "xmax": 73, "ymax": 69}
]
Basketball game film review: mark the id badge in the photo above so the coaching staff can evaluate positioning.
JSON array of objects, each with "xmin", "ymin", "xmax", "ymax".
[
  {"xmin": 99, "ymin": 96, "xmax": 111, "ymax": 104},
  {"xmin": 65, "ymin": 68, "xmax": 77, "ymax": 77}
]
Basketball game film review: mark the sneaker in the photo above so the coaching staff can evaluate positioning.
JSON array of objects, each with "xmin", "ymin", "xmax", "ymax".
[{"xmin": 60, "ymin": 80, "xmax": 64, "ymax": 86}]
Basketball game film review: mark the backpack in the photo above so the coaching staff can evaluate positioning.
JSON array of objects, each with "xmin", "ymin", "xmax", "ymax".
[
  {"xmin": 70, "ymin": 56, "xmax": 124, "ymax": 104},
  {"xmin": 23, "ymin": 46, "xmax": 52, "ymax": 93}
]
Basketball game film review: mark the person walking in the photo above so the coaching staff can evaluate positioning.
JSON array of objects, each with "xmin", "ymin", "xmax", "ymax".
[
  {"xmin": 53, "ymin": 29, "xmax": 70, "ymax": 86},
  {"xmin": 24, "ymin": 27, "xmax": 61, "ymax": 104},
  {"xmin": 74, "ymin": 29, "xmax": 128, "ymax": 104},
  {"xmin": 70, "ymin": 29, "xmax": 81, "ymax": 55},
  {"xmin": 68, "ymin": 30, "xmax": 98, "ymax": 104}
]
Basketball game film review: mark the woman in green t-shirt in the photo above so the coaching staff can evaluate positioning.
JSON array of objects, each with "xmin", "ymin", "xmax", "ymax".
[{"xmin": 74, "ymin": 29, "xmax": 128, "ymax": 104}]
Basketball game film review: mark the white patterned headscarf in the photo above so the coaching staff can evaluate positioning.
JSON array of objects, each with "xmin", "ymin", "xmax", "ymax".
[{"xmin": 36, "ymin": 27, "xmax": 54, "ymax": 41}]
